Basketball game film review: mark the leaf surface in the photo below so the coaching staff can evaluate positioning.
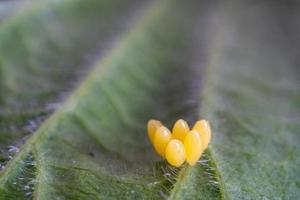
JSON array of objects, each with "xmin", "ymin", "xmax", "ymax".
[{"xmin": 0, "ymin": 0, "xmax": 299, "ymax": 199}]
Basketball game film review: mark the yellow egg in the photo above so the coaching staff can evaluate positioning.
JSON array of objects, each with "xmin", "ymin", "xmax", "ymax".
[
  {"xmin": 192, "ymin": 120, "xmax": 211, "ymax": 149},
  {"xmin": 147, "ymin": 119, "xmax": 162, "ymax": 143},
  {"xmin": 153, "ymin": 126, "xmax": 172, "ymax": 157},
  {"xmin": 184, "ymin": 130, "xmax": 203, "ymax": 166},
  {"xmin": 165, "ymin": 139, "xmax": 186, "ymax": 167},
  {"xmin": 172, "ymin": 119, "xmax": 190, "ymax": 141}
]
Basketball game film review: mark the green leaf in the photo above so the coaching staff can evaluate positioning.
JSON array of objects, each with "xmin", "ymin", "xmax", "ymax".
[
  {"xmin": 0, "ymin": 0, "xmax": 142, "ymax": 175},
  {"xmin": 0, "ymin": 0, "xmax": 219, "ymax": 199},
  {"xmin": 0, "ymin": 0, "xmax": 299, "ymax": 199},
  {"xmin": 172, "ymin": 1, "xmax": 300, "ymax": 199}
]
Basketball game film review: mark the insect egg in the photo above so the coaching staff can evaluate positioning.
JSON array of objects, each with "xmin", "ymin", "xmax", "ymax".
[
  {"xmin": 172, "ymin": 119, "xmax": 190, "ymax": 142},
  {"xmin": 192, "ymin": 120, "xmax": 211, "ymax": 149},
  {"xmin": 153, "ymin": 126, "xmax": 172, "ymax": 157},
  {"xmin": 165, "ymin": 139, "xmax": 186, "ymax": 167},
  {"xmin": 147, "ymin": 119, "xmax": 212, "ymax": 167},
  {"xmin": 147, "ymin": 119, "xmax": 162, "ymax": 144},
  {"xmin": 184, "ymin": 130, "xmax": 204, "ymax": 166}
]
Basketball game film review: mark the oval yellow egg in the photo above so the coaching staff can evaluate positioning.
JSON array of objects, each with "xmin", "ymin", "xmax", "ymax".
[
  {"xmin": 147, "ymin": 119, "xmax": 162, "ymax": 143},
  {"xmin": 172, "ymin": 119, "xmax": 190, "ymax": 141},
  {"xmin": 184, "ymin": 130, "xmax": 203, "ymax": 166},
  {"xmin": 165, "ymin": 139, "xmax": 186, "ymax": 167},
  {"xmin": 153, "ymin": 126, "xmax": 172, "ymax": 157},
  {"xmin": 192, "ymin": 120, "xmax": 211, "ymax": 149}
]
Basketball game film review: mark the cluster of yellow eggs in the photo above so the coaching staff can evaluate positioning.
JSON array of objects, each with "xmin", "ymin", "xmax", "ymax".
[{"xmin": 147, "ymin": 119, "xmax": 211, "ymax": 167}]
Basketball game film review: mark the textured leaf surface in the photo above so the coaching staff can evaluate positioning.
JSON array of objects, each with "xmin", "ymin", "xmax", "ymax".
[
  {"xmin": 0, "ymin": 0, "xmax": 142, "ymax": 170},
  {"xmin": 201, "ymin": 1, "xmax": 300, "ymax": 199},
  {"xmin": 0, "ymin": 0, "xmax": 216, "ymax": 199},
  {"xmin": 0, "ymin": 0, "xmax": 299, "ymax": 199}
]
